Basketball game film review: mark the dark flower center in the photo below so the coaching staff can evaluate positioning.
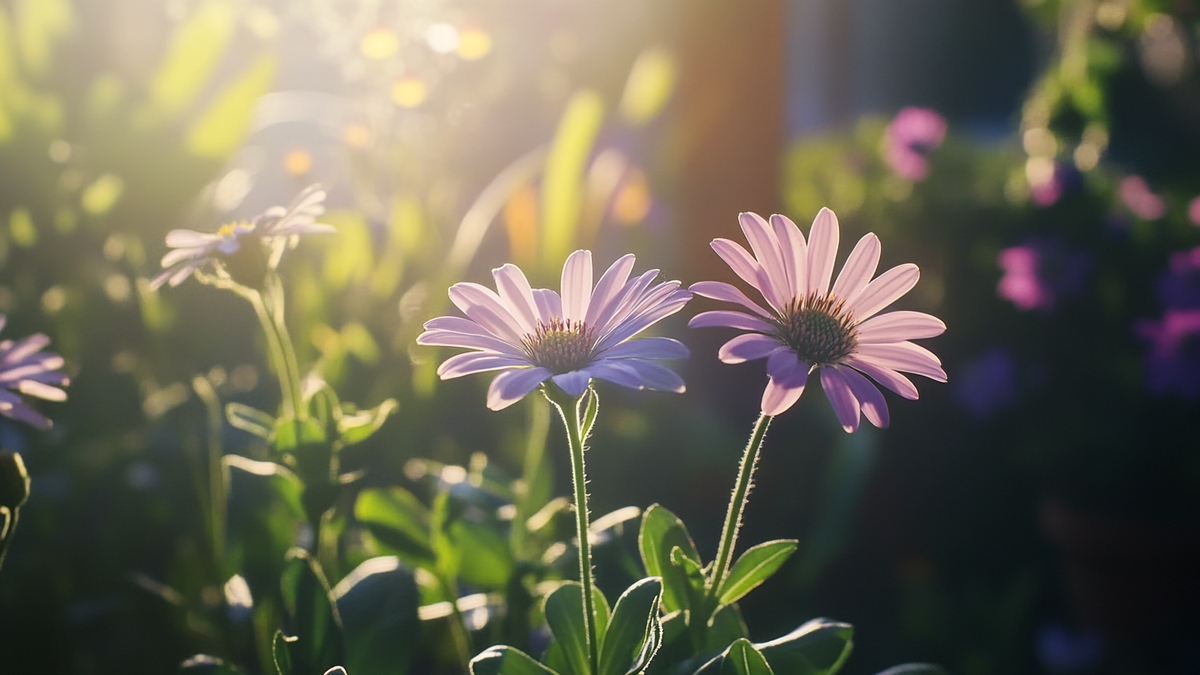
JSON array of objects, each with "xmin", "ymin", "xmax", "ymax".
[
  {"xmin": 773, "ymin": 293, "xmax": 858, "ymax": 365},
  {"xmin": 521, "ymin": 318, "xmax": 596, "ymax": 373}
]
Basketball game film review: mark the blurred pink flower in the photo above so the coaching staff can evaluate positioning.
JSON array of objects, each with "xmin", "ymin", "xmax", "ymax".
[
  {"xmin": 151, "ymin": 185, "xmax": 333, "ymax": 289},
  {"xmin": 997, "ymin": 240, "xmax": 1089, "ymax": 312},
  {"xmin": 881, "ymin": 107, "xmax": 947, "ymax": 181},
  {"xmin": 1137, "ymin": 309, "xmax": 1200, "ymax": 399},
  {"xmin": 1117, "ymin": 176, "xmax": 1165, "ymax": 220},
  {"xmin": 0, "ymin": 316, "xmax": 69, "ymax": 429},
  {"xmin": 1188, "ymin": 196, "xmax": 1200, "ymax": 226},
  {"xmin": 418, "ymin": 251, "xmax": 692, "ymax": 410},
  {"xmin": 689, "ymin": 209, "xmax": 946, "ymax": 432}
]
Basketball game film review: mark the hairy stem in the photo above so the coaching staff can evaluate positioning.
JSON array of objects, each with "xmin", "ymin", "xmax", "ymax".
[{"xmin": 708, "ymin": 413, "xmax": 772, "ymax": 600}]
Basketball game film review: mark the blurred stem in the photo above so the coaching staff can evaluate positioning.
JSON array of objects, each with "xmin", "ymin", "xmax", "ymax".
[
  {"xmin": 437, "ymin": 572, "xmax": 473, "ymax": 675},
  {"xmin": 264, "ymin": 277, "xmax": 307, "ymax": 421},
  {"xmin": 248, "ymin": 290, "xmax": 303, "ymax": 421},
  {"xmin": 0, "ymin": 508, "xmax": 18, "ymax": 571},
  {"xmin": 512, "ymin": 396, "xmax": 551, "ymax": 557},
  {"xmin": 546, "ymin": 384, "xmax": 599, "ymax": 675},
  {"xmin": 708, "ymin": 413, "xmax": 772, "ymax": 603},
  {"xmin": 192, "ymin": 376, "xmax": 227, "ymax": 569}
]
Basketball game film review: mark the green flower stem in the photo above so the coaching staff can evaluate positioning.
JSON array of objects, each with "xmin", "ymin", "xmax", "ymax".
[
  {"xmin": 249, "ymin": 290, "xmax": 302, "ymax": 420},
  {"xmin": 265, "ymin": 279, "xmax": 307, "ymax": 421},
  {"xmin": 546, "ymin": 385, "xmax": 599, "ymax": 675},
  {"xmin": 708, "ymin": 413, "xmax": 773, "ymax": 603},
  {"xmin": 0, "ymin": 508, "xmax": 19, "ymax": 571}
]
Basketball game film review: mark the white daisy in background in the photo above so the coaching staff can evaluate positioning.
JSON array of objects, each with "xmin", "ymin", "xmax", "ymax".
[
  {"xmin": 151, "ymin": 184, "xmax": 334, "ymax": 290},
  {"xmin": 418, "ymin": 250, "xmax": 692, "ymax": 410},
  {"xmin": 0, "ymin": 316, "xmax": 69, "ymax": 429},
  {"xmin": 690, "ymin": 208, "xmax": 946, "ymax": 432}
]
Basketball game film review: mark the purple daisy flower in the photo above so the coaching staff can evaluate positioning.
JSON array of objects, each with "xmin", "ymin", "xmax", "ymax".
[
  {"xmin": 881, "ymin": 107, "xmax": 947, "ymax": 181},
  {"xmin": 151, "ymin": 184, "xmax": 334, "ymax": 289},
  {"xmin": 689, "ymin": 208, "xmax": 946, "ymax": 432},
  {"xmin": 0, "ymin": 316, "xmax": 69, "ymax": 429},
  {"xmin": 418, "ymin": 251, "xmax": 692, "ymax": 410}
]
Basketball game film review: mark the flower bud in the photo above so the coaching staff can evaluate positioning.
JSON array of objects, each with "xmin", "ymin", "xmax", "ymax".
[{"xmin": 0, "ymin": 450, "xmax": 30, "ymax": 510}]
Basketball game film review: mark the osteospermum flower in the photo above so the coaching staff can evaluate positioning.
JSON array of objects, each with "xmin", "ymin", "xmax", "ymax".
[
  {"xmin": 150, "ymin": 184, "xmax": 334, "ymax": 289},
  {"xmin": 689, "ymin": 208, "xmax": 946, "ymax": 432},
  {"xmin": 418, "ymin": 251, "xmax": 692, "ymax": 410},
  {"xmin": 0, "ymin": 316, "xmax": 69, "ymax": 429}
]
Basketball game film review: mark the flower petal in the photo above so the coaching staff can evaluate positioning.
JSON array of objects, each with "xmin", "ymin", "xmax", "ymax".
[
  {"xmin": 710, "ymin": 238, "xmax": 777, "ymax": 308},
  {"xmin": 689, "ymin": 281, "xmax": 773, "ymax": 318},
  {"xmin": 770, "ymin": 213, "xmax": 808, "ymax": 299},
  {"xmin": 848, "ymin": 263, "xmax": 920, "ymax": 321},
  {"xmin": 834, "ymin": 364, "xmax": 889, "ymax": 428},
  {"xmin": 855, "ymin": 311, "xmax": 946, "ymax": 343},
  {"xmin": 17, "ymin": 380, "xmax": 67, "ymax": 401},
  {"xmin": 448, "ymin": 283, "xmax": 526, "ymax": 344},
  {"xmin": 493, "ymin": 264, "xmax": 539, "ymax": 333},
  {"xmin": 560, "ymin": 250, "xmax": 593, "ymax": 323},
  {"xmin": 718, "ymin": 334, "xmax": 786, "ymax": 364},
  {"xmin": 593, "ymin": 284, "xmax": 691, "ymax": 351},
  {"xmin": 820, "ymin": 366, "xmax": 861, "ymax": 433},
  {"xmin": 688, "ymin": 310, "xmax": 777, "ymax": 333},
  {"xmin": 842, "ymin": 355, "xmax": 920, "ymax": 400},
  {"xmin": 3, "ymin": 334, "xmax": 50, "ymax": 364},
  {"xmin": 598, "ymin": 336, "xmax": 689, "ymax": 360},
  {"xmin": 437, "ymin": 352, "xmax": 527, "ymax": 379},
  {"xmin": 591, "ymin": 270, "xmax": 659, "ymax": 336},
  {"xmin": 588, "ymin": 360, "xmax": 685, "ymax": 393},
  {"xmin": 761, "ymin": 350, "xmax": 809, "ymax": 416},
  {"xmin": 739, "ymin": 212, "xmax": 791, "ymax": 304},
  {"xmin": 161, "ymin": 246, "xmax": 208, "ymax": 268},
  {"xmin": 830, "ymin": 233, "xmax": 881, "ymax": 305},
  {"xmin": 552, "ymin": 370, "xmax": 592, "ymax": 397},
  {"xmin": 487, "ymin": 367, "xmax": 551, "ymax": 410},
  {"xmin": 586, "ymin": 254, "xmax": 636, "ymax": 327},
  {"xmin": 532, "ymin": 289, "xmax": 563, "ymax": 324},
  {"xmin": 853, "ymin": 342, "xmax": 946, "ymax": 382},
  {"xmin": 165, "ymin": 229, "xmax": 217, "ymax": 247},
  {"xmin": 807, "ymin": 208, "xmax": 840, "ymax": 296},
  {"xmin": 417, "ymin": 329, "xmax": 522, "ymax": 356}
]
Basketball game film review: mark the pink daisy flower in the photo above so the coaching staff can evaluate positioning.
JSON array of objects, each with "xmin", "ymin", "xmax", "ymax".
[
  {"xmin": 151, "ymin": 184, "xmax": 334, "ymax": 290},
  {"xmin": 689, "ymin": 208, "xmax": 946, "ymax": 432},
  {"xmin": 0, "ymin": 315, "xmax": 69, "ymax": 429},
  {"xmin": 418, "ymin": 250, "xmax": 692, "ymax": 410}
]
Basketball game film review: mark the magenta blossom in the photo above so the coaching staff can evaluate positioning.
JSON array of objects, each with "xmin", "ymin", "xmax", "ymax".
[
  {"xmin": 881, "ymin": 107, "xmax": 947, "ymax": 181},
  {"xmin": 689, "ymin": 209, "xmax": 946, "ymax": 432},
  {"xmin": 0, "ymin": 316, "xmax": 69, "ymax": 429},
  {"xmin": 1158, "ymin": 246, "xmax": 1200, "ymax": 310},
  {"xmin": 1117, "ymin": 176, "xmax": 1165, "ymax": 220},
  {"xmin": 418, "ymin": 251, "xmax": 692, "ymax": 410},
  {"xmin": 997, "ymin": 239, "xmax": 1089, "ymax": 312},
  {"xmin": 1188, "ymin": 196, "xmax": 1200, "ymax": 227},
  {"xmin": 1137, "ymin": 309, "xmax": 1200, "ymax": 399}
]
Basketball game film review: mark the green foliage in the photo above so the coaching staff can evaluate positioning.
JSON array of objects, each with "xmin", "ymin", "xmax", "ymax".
[
  {"xmin": 179, "ymin": 654, "xmax": 247, "ymax": 675},
  {"xmin": 472, "ymin": 646, "xmax": 559, "ymax": 675},
  {"xmin": 720, "ymin": 640, "xmax": 774, "ymax": 675},
  {"xmin": 716, "ymin": 540, "xmax": 798, "ymax": 606},
  {"xmin": 332, "ymin": 556, "xmax": 420, "ymax": 675},
  {"xmin": 638, "ymin": 504, "xmax": 702, "ymax": 614},
  {"xmin": 544, "ymin": 582, "xmax": 594, "ymax": 675},
  {"xmin": 279, "ymin": 549, "xmax": 345, "ymax": 674},
  {"xmin": 541, "ymin": 90, "xmax": 605, "ymax": 270},
  {"xmin": 598, "ymin": 577, "xmax": 663, "ymax": 675}
]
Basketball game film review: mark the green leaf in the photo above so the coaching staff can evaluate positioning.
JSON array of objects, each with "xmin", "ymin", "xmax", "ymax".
[
  {"xmin": 142, "ymin": 0, "xmax": 237, "ymax": 122},
  {"xmin": 280, "ymin": 549, "xmax": 344, "ymax": 674},
  {"xmin": 332, "ymin": 556, "xmax": 420, "ymax": 675},
  {"xmin": 222, "ymin": 456, "xmax": 305, "ymax": 593},
  {"xmin": 179, "ymin": 654, "xmax": 246, "ymax": 674},
  {"xmin": 543, "ymin": 582, "xmax": 592, "ymax": 675},
  {"xmin": 598, "ymin": 577, "xmax": 662, "ymax": 675},
  {"xmin": 451, "ymin": 519, "xmax": 514, "ymax": 590},
  {"xmin": 337, "ymin": 398, "xmax": 398, "ymax": 446},
  {"xmin": 756, "ymin": 619, "xmax": 853, "ymax": 675},
  {"xmin": 716, "ymin": 540, "xmax": 797, "ymax": 606},
  {"xmin": 185, "ymin": 53, "xmax": 277, "ymax": 158},
  {"xmin": 541, "ymin": 90, "xmax": 605, "ymax": 268},
  {"xmin": 706, "ymin": 604, "xmax": 750, "ymax": 653},
  {"xmin": 593, "ymin": 586, "xmax": 612, "ymax": 648},
  {"xmin": 721, "ymin": 640, "xmax": 775, "ymax": 675},
  {"xmin": 226, "ymin": 403, "xmax": 275, "ymax": 439},
  {"xmin": 542, "ymin": 641, "xmax": 571, "ymax": 674},
  {"xmin": 638, "ymin": 504, "xmax": 702, "ymax": 613},
  {"xmin": 272, "ymin": 632, "xmax": 296, "ymax": 675},
  {"xmin": 271, "ymin": 417, "xmax": 327, "ymax": 454},
  {"xmin": 354, "ymin": 487, "xmax": 434, "ymax": 566},
  {"xmin": 875, "ymin": 665, "xmax": 950, "ymax": 675},
  {"xmin": 580, "ymin": 387, "xmax": 599, "ymax": 440},
  {"xmin": 471, "ymin": 646, "xmax": 559, "ymax": 675}
]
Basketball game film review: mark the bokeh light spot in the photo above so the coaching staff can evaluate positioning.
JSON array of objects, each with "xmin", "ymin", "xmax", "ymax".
[
  {"xmin": 391, "ymin": 77, "xmax": 428, "ymax": 108},
  {"xmin": 360, "ymin": 27, "xmax": 399, "ymax": 60}
]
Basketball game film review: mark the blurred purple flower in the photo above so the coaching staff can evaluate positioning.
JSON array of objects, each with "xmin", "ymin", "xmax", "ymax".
[
  {"xmin": 151, "ymin": 185, "xmax": 333, "ymax": 289},
  {"xmin": 1137, "ymin": 309, "xmax": 1200, "ymax": 399},
  {"xmin": 953, "ymin": 348, "xmax": 1017, "ymax": 420},
  {"xmin": 689, "ymin": 209, "xmax": 946, "ymax": 431},
  {"xmin": 1117, "ymin": 176, "xmax": 1165, "ymax": 220},
  {"xmin": 997, "ymin": 239, "xmax": 1090, "ymax": 312},
  {"xmin": 1158, "ymin": 246, "xmax": 1200, "ymax": 309},
  {"xmin": 418, "ymin": 251, "xmax": 692, "ymax": 410},
  {"xmin": 1188, "ymin": 196, "xmax": 1200, "ymax": 226},
  {"xmin": 0, "ymin": 316, "xmax": 69, "ymax": 429},
  {"xmin": 1037, "ymin": 624, "xmax": 1103, "ymax": 675},
  {"xmin": 881, "ymin": 107, "xmax": 947, "ymax": 181},
  {"xmin": 1030, "ymin": 163, "xmax": 1082, "ymax": 207}
]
